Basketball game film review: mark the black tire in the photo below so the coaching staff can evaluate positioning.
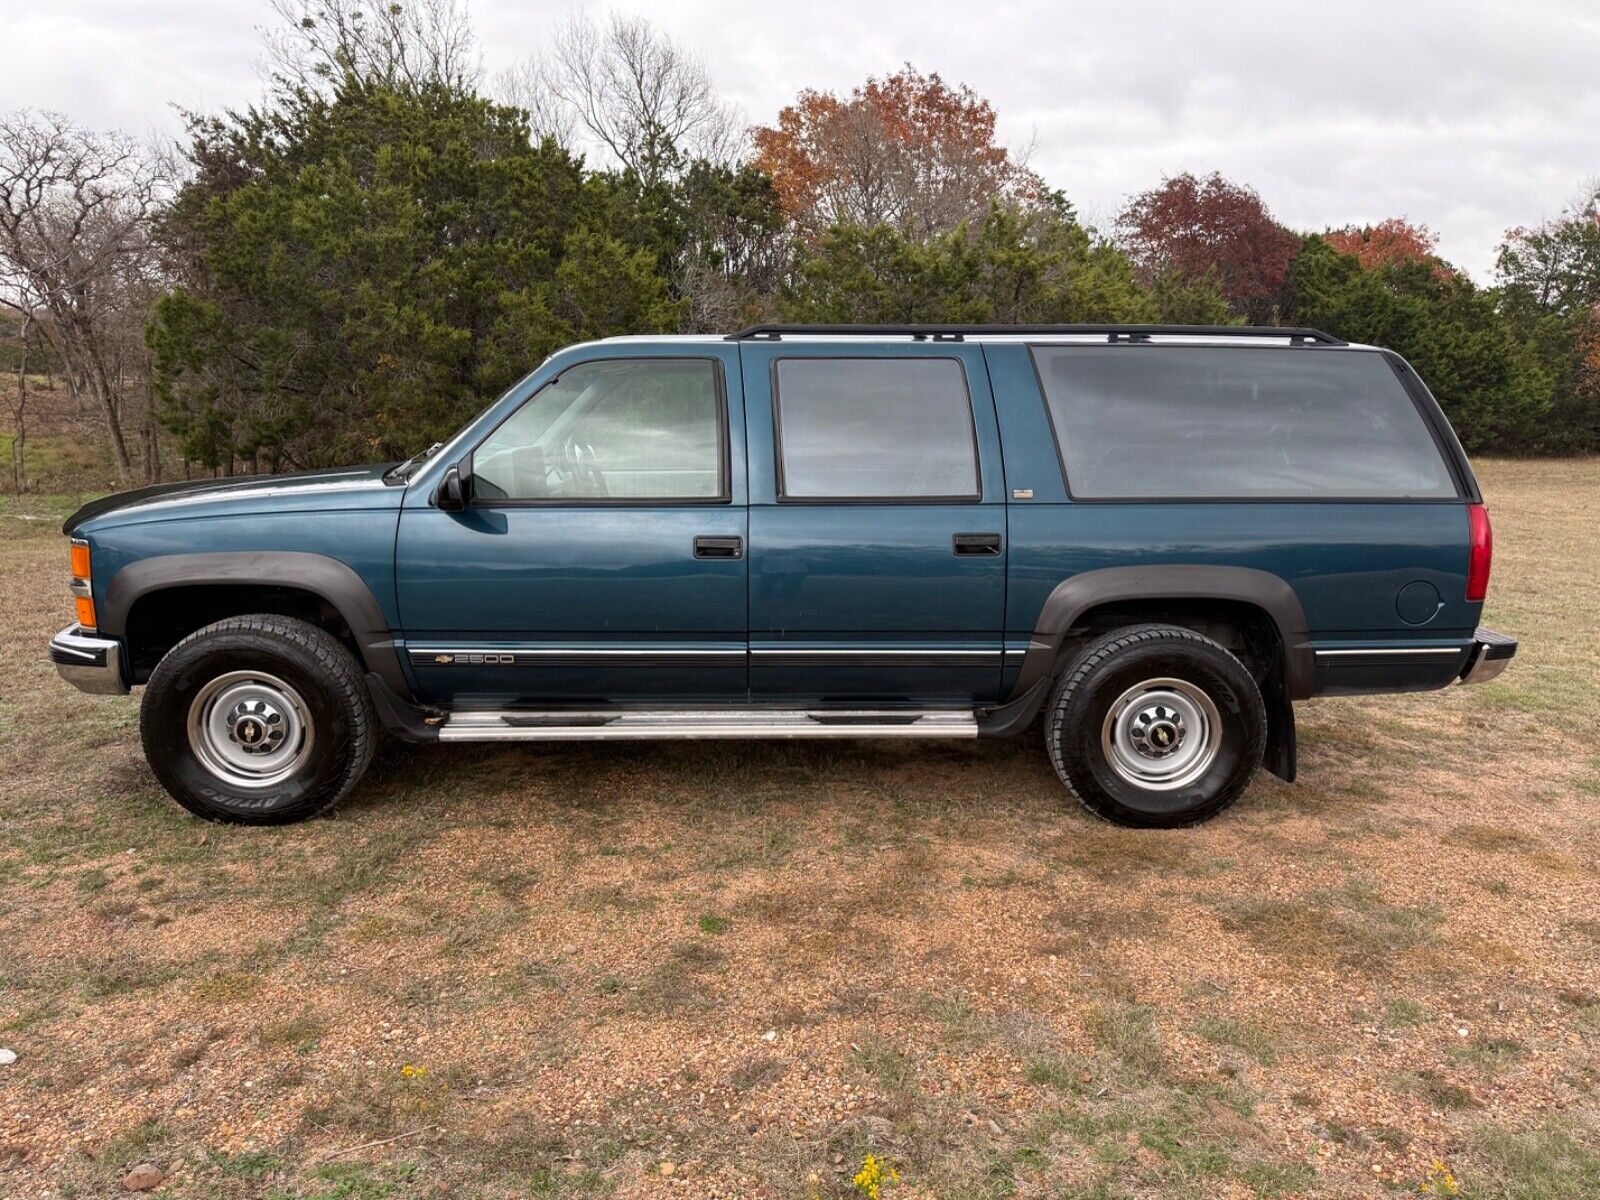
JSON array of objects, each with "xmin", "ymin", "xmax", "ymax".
[
  {"xmin": 140, "ymin": 615, "xmax": 376, "ymax": 825},
  {"xmin": 1045, "ymin": 624, "xmax": 1266, "ymax": 828}
]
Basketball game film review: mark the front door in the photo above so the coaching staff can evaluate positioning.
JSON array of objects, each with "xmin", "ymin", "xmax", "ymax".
[
  {"xmin": 395, "ymin": 351, "xmax": 748, "ymax": 706},
  {"xmin": 740, "ymin": 343, "xmax": 1009, "ymax": 706}
]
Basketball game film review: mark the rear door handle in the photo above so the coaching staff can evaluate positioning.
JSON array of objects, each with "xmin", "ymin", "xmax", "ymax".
[
  {"xmin": 952, "ymin": 533, "xmax": 1002, "ymax": 556},
  {"xmin": 694, "ymin": 535, "xmax": 743, "ymax": 560}
]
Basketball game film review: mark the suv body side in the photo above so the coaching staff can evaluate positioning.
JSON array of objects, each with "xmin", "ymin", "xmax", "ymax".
[
  {"xmin": 64, "ymin": 334, "xmax": 1489, "ymax": 710},
  {"xmin": 53, "ymin": 326, "xmax": 1513, "ymax": 827}
]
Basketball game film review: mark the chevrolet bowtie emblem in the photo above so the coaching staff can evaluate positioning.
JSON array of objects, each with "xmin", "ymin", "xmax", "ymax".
[{"xmin": 434, "ymin": 654, "xmax": 454, "ymax": 664}]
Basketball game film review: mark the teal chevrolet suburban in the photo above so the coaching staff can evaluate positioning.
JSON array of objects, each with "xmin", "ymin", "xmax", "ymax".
[{"xmin": 50, "ymin": 324, "xmax": 1516, "ymax": 828}]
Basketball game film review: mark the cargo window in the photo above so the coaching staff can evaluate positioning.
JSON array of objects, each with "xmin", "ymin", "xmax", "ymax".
[
  {"xmin": 473, "ymin": 358, "xmax": 726, "ymax": 503},
  {"xmin": 1031, "ymin": 346, "xmax": 1460, "ymax": 500},
  {"xmin": 774, "ymin": 358, "xmax": 980, "ymax": 500}
]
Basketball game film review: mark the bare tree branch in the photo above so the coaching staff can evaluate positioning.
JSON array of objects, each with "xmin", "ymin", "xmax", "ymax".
[
  {"xmin": 524, "ymin": 13, "xmax": 743, "ymax": 187},
  {"xmin": 0, "ymin": 110, "xmax": 171, "ymax": 481},
  {"xmin": 491, "ymin": 56, "xmax": 577, "ymax": 150},
  {"xmin": 262, "ymin": 0, "xmax": 480, "ymax": 96}
]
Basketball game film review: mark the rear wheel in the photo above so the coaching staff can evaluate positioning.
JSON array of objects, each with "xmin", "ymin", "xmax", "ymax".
[
  {"xmin": 140, "ymin": 615, "xmax": 375, "ymax": 825},
  {"xmin": 1045, "ymin": 624, "xmax": 1266, "ymax": 828}
]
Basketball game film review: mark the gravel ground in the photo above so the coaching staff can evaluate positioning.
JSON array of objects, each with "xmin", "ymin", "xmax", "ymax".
[{"xmin": 0, "ymin": 459, "xmax": 1597, "ymax": 1199}]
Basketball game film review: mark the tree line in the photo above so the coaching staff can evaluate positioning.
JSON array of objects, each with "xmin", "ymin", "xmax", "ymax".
[{"xmin": 2, "ymin": 0, "xmax": 1597, "ymax": 488}]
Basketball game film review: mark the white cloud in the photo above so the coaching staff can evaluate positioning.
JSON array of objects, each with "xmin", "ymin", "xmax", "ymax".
[{"xmin": 5, "ymin": 0, "xmax": 1596, "ymax": 278}]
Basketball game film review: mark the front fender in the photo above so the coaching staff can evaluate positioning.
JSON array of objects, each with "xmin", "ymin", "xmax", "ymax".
[{"xmin": 99, "ymin": 551, "xmax": 408, "ymax": 695}]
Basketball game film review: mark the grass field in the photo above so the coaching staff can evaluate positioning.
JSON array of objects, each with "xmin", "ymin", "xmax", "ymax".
[{"xmin": 1, "ymin": 461, "xmax": 1597, "ymax": 1199}]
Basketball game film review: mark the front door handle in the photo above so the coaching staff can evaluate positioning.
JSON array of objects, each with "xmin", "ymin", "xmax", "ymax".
[
  {"xmin": 952, "ymin": 532, "xmax": 1002, "ymax": 556},
  {"xmin": 694, "ymin": 535, "xmax": 743, "ymax": 560}
]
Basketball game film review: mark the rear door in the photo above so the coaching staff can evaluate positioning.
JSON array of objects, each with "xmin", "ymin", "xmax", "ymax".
[{"xmin": 739, "ymin": 341, "xmax": 1009, "ymax": 706}]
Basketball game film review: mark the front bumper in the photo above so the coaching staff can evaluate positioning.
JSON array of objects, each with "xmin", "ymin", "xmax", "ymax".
[
  {"xmin": 49, "ymin": 624, "xmax": 129, "ymax": 695},
  {"xmin": 1459, "ymin": 627, "xmax": 1517, "ymax": 686}
]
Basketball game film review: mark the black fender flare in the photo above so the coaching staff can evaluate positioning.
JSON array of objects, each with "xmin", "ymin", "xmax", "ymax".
[
  {"xmin": 99, "ymin": 551, "xmax": 409, "ymax": 695},
  {"xmin": 1010, "ymin": 564, "xmax": 1314, "ymax": 699}
]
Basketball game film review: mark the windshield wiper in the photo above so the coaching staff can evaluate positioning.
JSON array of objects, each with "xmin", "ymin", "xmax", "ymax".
[{"xmin": 383, "ymin": 442, "xmax": 444, "ymax": 484}]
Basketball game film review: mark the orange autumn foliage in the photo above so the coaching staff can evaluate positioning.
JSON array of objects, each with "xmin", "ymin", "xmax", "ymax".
[
  {"xmin": 752, "ymin": 65, "xmax": 1044, "ymax": 239},
  {"xmin": 1326, "ymin": 218, "xmax": 1441, "ymax": 271}
]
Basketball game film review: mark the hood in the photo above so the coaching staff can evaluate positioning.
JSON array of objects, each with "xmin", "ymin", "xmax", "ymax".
[{"xmin": 63, "ymin": 464, "xmax": 399, "ymax": 534}]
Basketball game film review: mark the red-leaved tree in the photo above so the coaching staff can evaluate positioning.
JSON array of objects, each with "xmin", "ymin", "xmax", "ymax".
[
  {"xmin": 1116, "ymin": 171, "xmax": 1300, "ymax": 322},
  {"xmin": 1326, "ymin": 218, "xmax": 1441, "ymax": 270}
]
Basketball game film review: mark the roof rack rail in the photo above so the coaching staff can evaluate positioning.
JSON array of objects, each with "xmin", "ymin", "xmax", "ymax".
[{"xmin": 724, "ymin": 323, "xmax": 1347, "ymax": 346}]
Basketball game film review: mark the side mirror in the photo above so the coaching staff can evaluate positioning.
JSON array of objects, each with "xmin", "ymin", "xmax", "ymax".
[{"xmin": 436, "ymin": 464, "xmax": 470, "ymax": 511}]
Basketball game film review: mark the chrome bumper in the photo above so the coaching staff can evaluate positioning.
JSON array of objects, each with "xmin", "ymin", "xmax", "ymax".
[
  {"xmin": 1459, "ymin": 627, "xmax": 1517, "ymax": 686},
  {"xmin": 49, "ymin": 624, "xmax": 129, "ymax": 695}
]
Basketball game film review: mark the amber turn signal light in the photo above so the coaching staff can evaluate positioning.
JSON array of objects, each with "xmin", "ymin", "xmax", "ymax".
[{"xmin": 70, "ymin": 539, "xmax": 95, "ymax": 628}]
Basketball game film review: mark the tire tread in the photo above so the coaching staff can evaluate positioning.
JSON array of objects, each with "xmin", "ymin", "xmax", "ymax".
[{"xmin": 140, "ymin": 615, "xmax": 374, "ymax": 825}]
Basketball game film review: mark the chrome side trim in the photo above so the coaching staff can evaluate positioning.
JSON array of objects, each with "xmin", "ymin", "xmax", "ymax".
[
  {"xmin": 410, "ymin": 647, "xmax": 744, "ymax": 656},
  {"xmin": 437, "ymin": 708, "xmax": 979, "ymax": 742},
  {"xmin": 48, "ymin": 624, "xmax": 128, "ymax": 695},
  {"xmin": 408, "ymin": 647, "xmax": 744, "ymax": 669},
  {"xmin": 752, "ymin": 648, "xmax": 997, "ymax": 656},
  {"xmin": 1314, "ymin": 648, "xmax": 1463, "ymax": 658},
  {"xmin": 409, "ymin": 645, "xmax": 1011, "ymax": 668}
]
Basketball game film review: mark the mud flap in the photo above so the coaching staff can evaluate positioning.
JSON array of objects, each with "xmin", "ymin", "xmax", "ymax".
[
  {"xmin": 1263, "ymin": 675, "xmax": 1297, "ymax": 783},
  {"xmin": 365, "ymin": 672, "xmax": 444, "ymax": 743}
]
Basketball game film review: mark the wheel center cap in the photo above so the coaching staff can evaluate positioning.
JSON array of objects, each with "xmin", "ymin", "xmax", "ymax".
[{"xmin": 1130, "ymin": 706, "xmax": 1186, "ymax": 759}]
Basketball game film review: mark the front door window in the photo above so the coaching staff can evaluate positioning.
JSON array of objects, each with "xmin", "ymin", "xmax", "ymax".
[{"xmin": 473, "ymin": 358, "xmax": 726, "ymax": 503}]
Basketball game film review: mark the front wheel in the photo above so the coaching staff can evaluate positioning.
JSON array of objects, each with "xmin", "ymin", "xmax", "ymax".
[
  {"xmin": 140, "ymin": 615, "xmax": 376, "ymax": 825},
  {"xmin": 1045, "ymin": 624, "xmax": 1266, "ymax": 828}
]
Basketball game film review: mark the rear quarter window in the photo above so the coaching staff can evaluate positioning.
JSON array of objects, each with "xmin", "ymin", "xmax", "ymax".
[{"xmin": 1031, "ymin": 346, "xmax": 1460, "ymax": 500}]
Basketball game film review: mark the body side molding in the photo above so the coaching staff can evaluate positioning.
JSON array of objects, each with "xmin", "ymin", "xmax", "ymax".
[{"xmin": 99, "ymin": 551, "xmax": 409, "ymax": 695}]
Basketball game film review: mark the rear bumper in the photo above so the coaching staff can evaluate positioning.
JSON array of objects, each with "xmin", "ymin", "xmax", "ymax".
[
  {"xmin": 1459, "ymin": 627, "xmax": 1517, "ymax": 685},
  {"xmin": 49, "ymin": 624, "xmax": 129, "ymax": 695}
]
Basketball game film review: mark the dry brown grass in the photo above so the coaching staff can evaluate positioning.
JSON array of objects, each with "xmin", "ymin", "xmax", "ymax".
[{"xmin": 1, "ymin": 463, "xmax": 1599, "ymax": 1199}]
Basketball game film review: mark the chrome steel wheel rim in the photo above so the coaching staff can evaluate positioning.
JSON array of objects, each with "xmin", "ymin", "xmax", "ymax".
[
  {"xmin": 1101, "ymin": 676, "xmax": 1221, "ymax": 791},
  {"xmin": 186, "ymin": 671, "xmax": 313, "ymax": 789}
]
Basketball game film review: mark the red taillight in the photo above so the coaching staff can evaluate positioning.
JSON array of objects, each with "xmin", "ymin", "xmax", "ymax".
[{"xmin": 1466, "ymin": 503, "xmax": 1492, "ymax": 602}]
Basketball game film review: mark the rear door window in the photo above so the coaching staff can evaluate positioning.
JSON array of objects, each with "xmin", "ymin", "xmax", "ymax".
[
  {"xmin": 774, "ymin": 358, "xmax": 980, "ymax": 500},
  {"xmin": 1031, "ymin": 346, "xmax": 1459, "ymax": 500}
]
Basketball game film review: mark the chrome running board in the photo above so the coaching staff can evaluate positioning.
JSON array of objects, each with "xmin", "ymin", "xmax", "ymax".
[{"xmin": 436, "ymin": 708, "xmax": 979, "ymax": 742}]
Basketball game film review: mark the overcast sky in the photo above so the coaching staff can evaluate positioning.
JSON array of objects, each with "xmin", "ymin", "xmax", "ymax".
[{"xmin": 6, "ymin": 0, "xmax": 1598, "ymax": 278}]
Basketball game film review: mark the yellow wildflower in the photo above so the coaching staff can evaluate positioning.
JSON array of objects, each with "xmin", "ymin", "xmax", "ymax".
[
  {"xmin": 1420, "ymin": 1159, "xmax": 1459, "ymax": 1196},
  {"xmin": 851, "ymin": 1153, "xmax": 900, "ymax": 1200}
]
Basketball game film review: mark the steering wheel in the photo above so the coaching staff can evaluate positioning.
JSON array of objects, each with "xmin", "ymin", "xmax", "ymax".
[{"xmin": 561, "ymin": 438, "xmax": 608, "ymax": 497}]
